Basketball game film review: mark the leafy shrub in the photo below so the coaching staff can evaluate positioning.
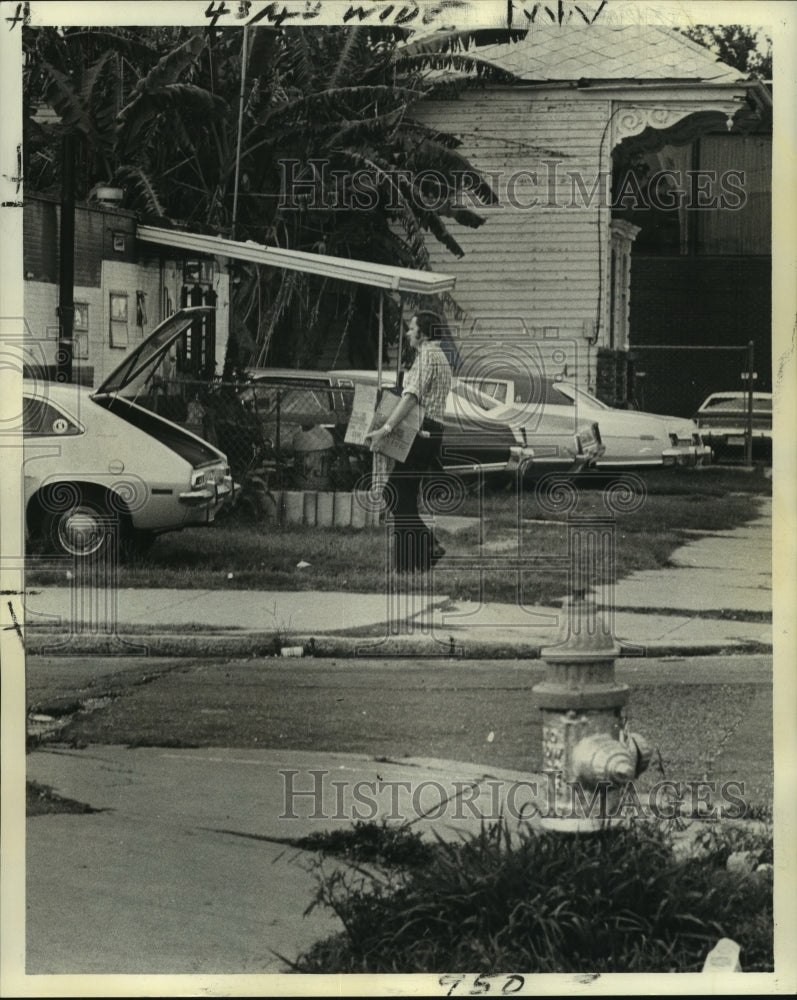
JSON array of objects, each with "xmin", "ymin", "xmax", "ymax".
[{"xmin": 293, "ymin": 819, "xmax": 773, "ymax": 974}]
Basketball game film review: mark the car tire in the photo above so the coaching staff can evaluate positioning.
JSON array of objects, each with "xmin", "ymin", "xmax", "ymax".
[{"xmin": 37, "ymin": 485, "xmax": 126, "ymax": 559}]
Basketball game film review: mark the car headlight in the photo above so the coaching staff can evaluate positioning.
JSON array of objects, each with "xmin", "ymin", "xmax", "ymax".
[
  {"xmin": 669, "ymin": 432, "xmax": 679, "ymax": 447},
  {"xmin": 191, "ymin": 470, "xmax": 207, "ymax": 489}
]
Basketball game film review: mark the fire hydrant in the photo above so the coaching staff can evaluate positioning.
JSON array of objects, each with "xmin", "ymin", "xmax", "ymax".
[{"xmin": 533, "ymin": 587, "xmax": 650, "ymax": 832}]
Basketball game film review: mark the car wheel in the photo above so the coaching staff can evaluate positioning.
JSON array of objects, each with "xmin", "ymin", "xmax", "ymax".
[{"xmin": 38, "ymin": 486, "xmax": 123, "ymax": 559}]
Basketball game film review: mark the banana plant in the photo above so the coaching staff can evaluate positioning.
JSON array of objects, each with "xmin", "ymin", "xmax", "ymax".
[{"xmin": 23, "ymin": 22, "xmax": 518, "ymax": 368}]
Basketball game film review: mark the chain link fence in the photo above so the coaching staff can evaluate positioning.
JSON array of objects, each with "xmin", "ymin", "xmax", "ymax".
[{"xmin": 141, "ymin": 376, "xmax": 365, "ymax": 499}]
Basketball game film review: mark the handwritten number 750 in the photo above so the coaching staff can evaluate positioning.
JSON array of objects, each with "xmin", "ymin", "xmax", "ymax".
[{"xmin": 439, "ymin": 974, "xmax": 525, "ymax": 996}]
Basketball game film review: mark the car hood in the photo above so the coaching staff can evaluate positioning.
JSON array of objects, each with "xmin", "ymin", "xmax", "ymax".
[{"xmin": 92, "ymin": 307, "xmax": 213, "ymax": 397}]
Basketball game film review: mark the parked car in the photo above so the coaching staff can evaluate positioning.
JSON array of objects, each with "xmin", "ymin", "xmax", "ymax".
[
  {"xmin": 693, "ymin": 392, "xmax": 772, "ymax": 458},
  {"xmin": 238, "ymin": 368, "xmax": 355, "ymax": 454},
  {"xmin": 458, "ymin": 372, "xmax": 711, "ymax": 469},
  {"xmin": 24, "ymin": 308, "xmax": 232, "ymax": 558},
  {"xmin": 330, "ymin": 369, "xmax": 603, "ymax": 476}
]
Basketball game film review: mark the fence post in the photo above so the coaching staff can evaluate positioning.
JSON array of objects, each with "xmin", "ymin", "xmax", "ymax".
[{"xmin": 745, "ymin": 340, "xmax": 755, "ymax": 467}]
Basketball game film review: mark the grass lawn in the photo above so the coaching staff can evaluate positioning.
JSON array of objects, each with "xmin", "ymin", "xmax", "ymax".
[{"xmin": 26, "ymin": 467, "xmax": 770, "ymax": 607}]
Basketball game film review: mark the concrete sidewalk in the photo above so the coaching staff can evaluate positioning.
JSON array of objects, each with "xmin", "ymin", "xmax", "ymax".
[
  {"xmin": 26, "ymin": 725, "xmax": 771, "ymax": 976},
  {"xmin": 26, "ymin": 746, "xmax": 542, "ymax": 974},
  {"xmin": 19, "ymin": 499, "xmax": 772, "ymax": 656}
]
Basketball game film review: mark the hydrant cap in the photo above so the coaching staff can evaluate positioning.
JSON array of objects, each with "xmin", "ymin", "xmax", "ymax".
[{"xmin": 573, "ymin": 733, "xmax": 636, "ymax": 784}]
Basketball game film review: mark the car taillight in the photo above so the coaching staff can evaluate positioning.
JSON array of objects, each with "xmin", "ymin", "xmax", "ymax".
[
  {"xmin": 191, "ymin": 470, "xmax": 206, "ymax": 488},
  {"xmin": 669, "ymin": 432, "xmax": 679, "ymax": 447}
]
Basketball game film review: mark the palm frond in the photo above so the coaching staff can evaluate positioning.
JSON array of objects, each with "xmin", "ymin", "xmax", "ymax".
[
  {"xmin": 61, "ymin": 27, "xmax": 164, "ymax": 60},
  {"xmin": 442, "ymin": 205, "xmax": 486, "ymax": 229},
  {"xmin": 396, "ymin": 49, "xmax": 520, "ymax": 84},
  {"xmin": 413, "ymin": 201, "xmax": 466, "ymax": 258},
  {"xmin": 398, "ymin": 27, "xmax": 527, "ymax": 59},
  {"xmin": 247, "ymin": 26, "xmax": 281, "ymax": 86},
  {"xmin": 36, "ymin": 62, "xmax": 115, "ymax": 174},
  {"xmin": 280, "ymin": 28, "xmax": 317, "ymax": 94},
  {"xmin": 41, "ymin": 63, "xmax": 93, "ymax": 135},
  {"xmin": 117, "ymin": 85, "xmax": 226, "ymax": 151},
  {"xmin": 256, "ymin": 84, "xmax": 424, "ymax": 129},
  {"xmin": 404, "ymin": 135, "xmax": 499, "ymax": 205},
  {"xmin": 327, "ymin": 26, "xmax": 368, "ymax": 90},
  {"xmin": 402, "ymin": 121, "xmax": 463, "ymax": 150},
  {"xmin": 118, "ymin": 31, "xmax": 205, "ymax": 116},
  {"xmin": 78, "ymin": 50, "xmax": 114, "ymax": 106},
  {"xmin": 395, "ymin": 28, "xmax": 525, "ymax": 88},
  {"xmin": 324, "ymin": 106, "xmax": 406, "ymax": 150},
  {"xmin": 114, "ymin": 163, "xmax": 166, "ymax": 217},
  {"xmin": 331, "ymin": 148, "xmax": 435, "ymax": 269}
]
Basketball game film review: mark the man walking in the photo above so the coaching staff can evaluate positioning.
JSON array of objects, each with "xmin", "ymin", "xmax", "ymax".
[{"xmin": 367, "ymin": 310, "xmax": 452, "ymax": 573}]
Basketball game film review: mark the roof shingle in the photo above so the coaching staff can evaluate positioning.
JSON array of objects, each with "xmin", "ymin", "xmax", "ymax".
[{"xmin": 457, "ymin": 24, "xmax": 743, "ymax": 83}]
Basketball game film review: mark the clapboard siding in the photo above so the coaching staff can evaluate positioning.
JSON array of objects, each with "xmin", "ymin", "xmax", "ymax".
[
  {"xmin": 23, "ymin": 197, "xmax": 137, "ymax": 288},
  {"xmin": 413, "ymin": 91, "xmax": 613, "ymax": 386}
]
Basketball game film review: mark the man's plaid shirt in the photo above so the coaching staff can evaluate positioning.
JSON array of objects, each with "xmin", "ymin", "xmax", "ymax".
[{"xmin": 402, "ymin": 340, "xmax": 452, "ymax": 424}]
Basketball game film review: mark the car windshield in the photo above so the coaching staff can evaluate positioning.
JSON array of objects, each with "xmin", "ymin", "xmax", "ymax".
[
  {"xmin": 703, "ymin": 396, "xmax": 772, "ymax": 412},
  {"xmin": 241, "ymin": 379, "xmax": 337, "ymax": 425},
  {"xmin": 451, "ymin": 380, "xmax": 504, "ymax": 411},
  {"xmin": 550, "ymin": 383, "xmax": 611, "ymax": 411}
]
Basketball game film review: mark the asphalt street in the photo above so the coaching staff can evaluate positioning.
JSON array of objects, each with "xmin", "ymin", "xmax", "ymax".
[{"xmin": 26, "ymin": 652, "xmax": 773, "ymax": 795}]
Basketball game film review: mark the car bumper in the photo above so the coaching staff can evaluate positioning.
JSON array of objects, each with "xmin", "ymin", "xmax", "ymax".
[
  {"xmin": 662, "ymin": 445, "xmax": 713, "ymax": 467},
  {"xmin": 506, "ymin": 446, "xmax": 598, "ymax": 474},
  {"xmin": 178, "ymin": 476, "xmax": 234, "ymax": 521},
  {"xmin": 700, "ymin": 431, "xmax": 772, "ymax": 450}
]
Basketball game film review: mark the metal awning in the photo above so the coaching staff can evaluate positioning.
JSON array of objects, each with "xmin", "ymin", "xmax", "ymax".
[{"xmin": 137, "ymin": 225, "xmax": 457, "ymax": 294}]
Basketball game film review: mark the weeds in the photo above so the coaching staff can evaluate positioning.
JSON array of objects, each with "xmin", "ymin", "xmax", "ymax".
[
  {"xmin": 293, "ymin": 818, "xmax": 435, "ymax": 869},
  {"xmin": 24, "ymin": 472, "xmax": 768, "ymax": 607},
  {"xmin": 293, "ymin": 817, "xmax": 773, "ymax": 974},
  {"xmin": 26, "ymin": 780, "xmax": 103, "ymax": 816}
]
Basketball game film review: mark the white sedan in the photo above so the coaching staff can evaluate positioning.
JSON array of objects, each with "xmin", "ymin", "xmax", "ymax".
[
  {"xmin": 462, "ymin": 374, "xmax": 711, "ymax": 469},
  {"xmin": 693, "ymin": 392, "xmax": 772, "ymax": 457},
  {"xmin": 331, "ymin": 369, "xmax": 604, "ymax": 475},
  {"xmin": 24, "ymin": 308, "xmax": 232, "ymax": 558}
]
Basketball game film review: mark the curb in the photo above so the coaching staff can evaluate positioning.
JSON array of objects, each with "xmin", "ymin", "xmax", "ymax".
[{"xmin": 24, "ymin": 630, "xmax": 773, "ymax": 659}]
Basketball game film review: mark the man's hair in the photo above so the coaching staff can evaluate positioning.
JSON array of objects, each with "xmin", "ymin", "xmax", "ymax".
[{"xmin": 413, "ymin": 310, "xmax": 446, "ymax": 341}]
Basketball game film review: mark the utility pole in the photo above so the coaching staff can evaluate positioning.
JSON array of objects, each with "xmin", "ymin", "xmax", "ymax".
[
  {"xmin": 745, "ymin": 340, "xmax": 755, "ymax": 467},
  {"xmin": 57, "ymin": 131, "xmax": 76, "ymax": 383},
  {"xmin": 231, "ymin": 24, "xmax": 249, "ymax": 242}
]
